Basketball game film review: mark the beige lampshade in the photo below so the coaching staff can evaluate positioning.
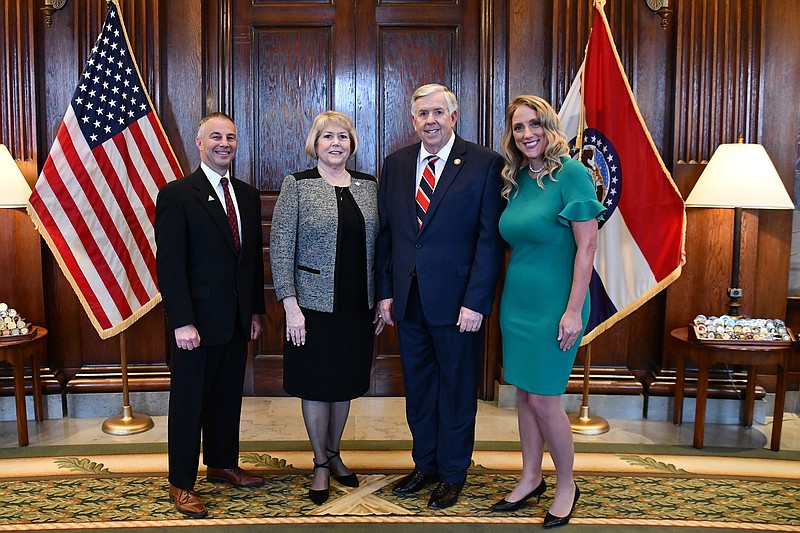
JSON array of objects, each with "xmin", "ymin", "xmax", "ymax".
[
  {"xmin": 0, "ymin": 144, "xmax": 33, "ymax": 208},
  {"xmin": 685, "ymin": 143, "xmax": 794, "ymax": 209}
]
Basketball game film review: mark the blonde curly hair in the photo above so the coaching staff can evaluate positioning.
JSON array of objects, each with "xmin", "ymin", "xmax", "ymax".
[{"xmin": 500, "ymin": 95, "xmax": 570, "ymax": 199}]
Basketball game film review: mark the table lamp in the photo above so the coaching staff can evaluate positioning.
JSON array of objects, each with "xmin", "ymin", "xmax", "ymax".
[
  {"xmin": 684, "ymin": 141, "xmax": 794, "ymax": 316},
  {"xmin": 0, "ymin": 144, "xmax": 32, "ymax": 208}
]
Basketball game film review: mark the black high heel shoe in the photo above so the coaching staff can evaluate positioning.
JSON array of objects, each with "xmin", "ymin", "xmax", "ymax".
[
  {"xmin": 326, "ymin": 448, "xmax": 359, "ymax": 488},
  {"xmin": 543, "ymin": 483, "xmax": 580, "ymax": 529},
  {"xmin": 490, "ymin": 478, "xmax": 547, "ymax": 512},
  {"xmin": 308, "ymin": 460, "xmax": 330, "ymax": 505}
]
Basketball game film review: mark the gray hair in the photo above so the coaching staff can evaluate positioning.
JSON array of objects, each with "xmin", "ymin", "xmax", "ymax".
[{"xmin": 410, "ymin": 84, "xmax": 458, "ymax": 116}]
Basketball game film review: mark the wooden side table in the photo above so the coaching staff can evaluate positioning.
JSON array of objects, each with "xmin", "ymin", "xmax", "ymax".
[
  {"xmin": 670, "ymin": 327, "xmax": 791, "ymax": 451},
  {"xmin": 0, "ymin": 326, "xmax": 48, "ymax": 446}
]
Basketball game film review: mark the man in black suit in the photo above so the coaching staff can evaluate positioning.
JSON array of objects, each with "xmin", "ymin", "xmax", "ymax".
[
  {"xmin": 155, "ymin": 112, "xmax": 266, "ymax": 518},
  {"xmin": 375, "ymin": 84, "xmax": 504, "ymax": 509}
]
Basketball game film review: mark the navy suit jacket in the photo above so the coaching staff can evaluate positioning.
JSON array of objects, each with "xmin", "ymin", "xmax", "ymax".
[
  {"xmin": 155, "ymin": 168, "xmax": 266, "ymax": 346},
  {"xmin": 375, "ymin": 135, "xmax": 505, "ymax": 325}
]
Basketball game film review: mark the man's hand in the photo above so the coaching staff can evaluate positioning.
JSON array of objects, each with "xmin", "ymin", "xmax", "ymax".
[
  {"xmin": 456, "ymin": 306, "xmax": 483, "ymax": 333},
  {"xmin": 378, "ymin": 298, "xmax": 394, "ymax": 326},
  {"xmin": 250, "ymin": 314, "xmax": 264, "ymax": 340},
  {"xmin": 174, "ymin": 324, "xmax": 201, "ymax": 350}
]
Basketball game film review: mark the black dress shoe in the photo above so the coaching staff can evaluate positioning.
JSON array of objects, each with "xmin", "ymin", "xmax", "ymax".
[
  {"xmin": 428, "ymin": 481, "xmax": 463, "ymax": 510},
  {"xmin": 543, "ymin": 484, "xmax": 580, "ymax": 529},
  {"xmin": 326, "ymin": 448, "xmax": 359, "ymax": 488},
  {"xmin": 308, "ymin": 460, "xmax": 330, "ymax": 505},
  {"xmin": 490, "ymin": 478, "xmax": 547, "ymax": 512},
  {"xmin": 392, "ymin": 469, "xmax": 439, "ymax": 495}
]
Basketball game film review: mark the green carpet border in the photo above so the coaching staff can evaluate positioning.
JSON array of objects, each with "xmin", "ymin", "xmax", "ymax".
[{"xmin": 1, "ymin": 440, "xmax": 799, "ymax": 461}]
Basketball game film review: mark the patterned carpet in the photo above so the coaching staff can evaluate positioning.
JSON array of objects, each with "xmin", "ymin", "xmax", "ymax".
[{"xmin": 0, "ymin": 443, "xmax": 798, "ymax": 531}]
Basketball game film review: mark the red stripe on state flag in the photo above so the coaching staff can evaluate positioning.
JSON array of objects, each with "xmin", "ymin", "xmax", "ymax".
[{"xmin": 583, "ymin": 9, "xmax": 685, "ymax": 282}]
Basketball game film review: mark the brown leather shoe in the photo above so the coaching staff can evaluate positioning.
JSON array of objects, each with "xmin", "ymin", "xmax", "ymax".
[
  {"xmin": 206, "ymin": 466, "xmax": 265, "ymax": 487},
  {"xmin": 169, "ymin": 484, "xmax": 207, "ymax": 518}
]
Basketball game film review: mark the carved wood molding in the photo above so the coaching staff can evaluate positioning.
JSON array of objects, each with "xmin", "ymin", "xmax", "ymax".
[
  {"xmin": 1, "ymin": 0, "xmax": 37, "ymax": 170},
  {"xmin": 674, "ymin": 0, "xmax": 764, "ymax": 163}
]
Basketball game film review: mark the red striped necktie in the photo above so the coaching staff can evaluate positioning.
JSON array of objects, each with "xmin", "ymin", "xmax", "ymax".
[
  {"xmin": 415, "ymin": 155, "xmax": 439, "ymax": 230},
  {"xmin": 220, "ymin": 177, "xmax": 241, "ymax": 253}
]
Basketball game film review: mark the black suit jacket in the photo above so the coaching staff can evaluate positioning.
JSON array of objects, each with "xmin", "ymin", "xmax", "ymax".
[
  {"xmin": 155, "ymin": 167, "xmax": 265, "ymax": 345},
  {"xmin": 375, "ymin": 135, "xmax": 504, "ymax": 325}
]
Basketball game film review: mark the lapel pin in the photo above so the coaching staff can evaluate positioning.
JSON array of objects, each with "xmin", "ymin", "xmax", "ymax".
[
  {"xmin": 355, "ymin": 180, "xmax": 361, "ymax": 186},
  {"xmin": 208, "ymin": 195, "xmax": 215, "ymax": 201},
  {"xmin": 454, "ymin": 158, "xmax": 462, "ymax": 165}
]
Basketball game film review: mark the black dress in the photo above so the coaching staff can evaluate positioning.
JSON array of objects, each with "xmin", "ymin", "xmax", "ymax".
[{"xmin": 283, "ymin": 186, "xmax": 374, "ymax": 402}]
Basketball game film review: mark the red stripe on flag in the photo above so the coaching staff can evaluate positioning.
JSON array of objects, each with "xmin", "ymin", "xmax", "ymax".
[
  {"xmin": 30, "ymin": 192, "xmax": 114, "ymax": 330},
  {"xmin": 144, "ymin": 112, "xmax": 181, "ymax": 188},
  {"xmin": 92, "ymin": 138, "xmax": 155, "ymax": 304},
  {"xmin": 583, "ymin": 10, "xmax": 684, "ymax": 282},
  {"xmin": 51, "ymin": 124, "xmax": 135, "ymax": 319}
]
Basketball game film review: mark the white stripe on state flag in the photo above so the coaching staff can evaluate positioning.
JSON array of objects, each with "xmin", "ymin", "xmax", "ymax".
[
  {"xmin": 594, "ymin": 211, "xmax": 657, "ymax": 309},
  {"xmin": 559, "ymin": 64, "xmax": 584, "ymax": 139}
]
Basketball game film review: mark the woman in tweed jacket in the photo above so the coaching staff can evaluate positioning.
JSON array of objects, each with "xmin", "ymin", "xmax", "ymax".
[{"xmin": 270, "ymin": 111, "xmax": 382, "ymax": 505}]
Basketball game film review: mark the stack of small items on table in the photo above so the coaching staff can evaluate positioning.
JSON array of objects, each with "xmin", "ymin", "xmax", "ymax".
[
  {"xmin": 692, "ymin": 314, "xmax": 792, "ymax": 342},
  {"xmin": 0, "ymin": 303, "xmax": 31, "ymax": 339}
]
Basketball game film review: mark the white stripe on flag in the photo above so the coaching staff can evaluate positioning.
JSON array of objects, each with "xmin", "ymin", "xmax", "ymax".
[
  {"xmin": 33, "ymin": 156, "xmax": 125, "ymax": 326},
  {"xmin": 559, "ymin": 64, "xmax": 583, "ymax": 140},
  {"xmin": 594, "ymin": 211, "xmax": 657, "ymax": 309},
  {"xmin": 63, "ymin": 110, "xmax": 149, "ymax": 313}
]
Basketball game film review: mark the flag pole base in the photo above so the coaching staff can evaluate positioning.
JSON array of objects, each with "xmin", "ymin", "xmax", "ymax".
[
  {"xmin": 569, "ymin": 405, "xmax": 609, "ymax": 435},
  {"xmin": 102, "ymin": 405, "xmax": 154, "ymax": 436}
]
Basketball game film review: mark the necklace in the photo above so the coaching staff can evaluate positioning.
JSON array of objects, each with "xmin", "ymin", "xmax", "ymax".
[{"xmin": 528, "ymin": 163, "xmax": 546, "ymax": 174}]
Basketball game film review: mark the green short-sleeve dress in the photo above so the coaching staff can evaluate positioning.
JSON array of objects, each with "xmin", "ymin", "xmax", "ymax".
[{"xmin": 498, "ymin": 157, "xmax": 606, "ymax": 395}]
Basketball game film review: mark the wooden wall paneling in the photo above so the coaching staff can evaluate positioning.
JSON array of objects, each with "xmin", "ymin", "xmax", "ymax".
[
  {"xmin": 758, "ymin": 0, "xmax": 800, "ymax": 392},
  {"xmin": 160, "ymin": 0, "xmax": 204, "ymax": 171},
  {"xmin": 673, "ymin": 0, "xmax": 763, "ymax": 162},
  {"xmin": 1, "ymin": 0, "xmax": 37, "ymax": 167}
]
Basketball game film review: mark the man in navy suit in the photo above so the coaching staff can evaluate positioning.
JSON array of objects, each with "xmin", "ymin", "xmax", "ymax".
[
  {"xmin": 155, "ymin": 112, "xmax": 266, "ymax": 518},
  {"xmin": 375, "ymin": 84, "xmax": 504, "ymax": 509}
]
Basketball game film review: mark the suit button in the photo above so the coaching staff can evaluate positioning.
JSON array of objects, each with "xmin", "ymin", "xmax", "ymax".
[
  {"xmin": 233, "ymin": 291, "xmax": 239, "ymax": 296},
  {"xmin": 415, "ymin": 244, "xmax": 422, "ymax": 249}
]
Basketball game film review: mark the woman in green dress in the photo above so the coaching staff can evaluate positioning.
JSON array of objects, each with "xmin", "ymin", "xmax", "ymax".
[{"xmin": 490, "ymin": 96, "xmax": 605, "ymax": 528}]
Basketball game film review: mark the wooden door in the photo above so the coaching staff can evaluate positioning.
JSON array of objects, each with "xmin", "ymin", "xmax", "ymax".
[{"xmin": 230, "ymin": 0, "xmax": 483, "ymax": 396}]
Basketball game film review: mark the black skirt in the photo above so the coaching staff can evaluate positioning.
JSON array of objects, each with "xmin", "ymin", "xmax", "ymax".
[{"xmin": 283, "ymin": 186, "xmax": 374, "ymax": 402}]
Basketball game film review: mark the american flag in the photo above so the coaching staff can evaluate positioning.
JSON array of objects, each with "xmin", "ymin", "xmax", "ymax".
[{"xmin": 27, "ymin": 1, "xmax": 181, "ymax": 339}]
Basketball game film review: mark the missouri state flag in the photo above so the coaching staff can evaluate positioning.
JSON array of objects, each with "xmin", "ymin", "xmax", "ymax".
[
  {"xmin": 28, "ymin": 0, "xmax": 181, "ymax": 339},
  {"xmin": 559, "ymin": 4, "xmax": 686, "ymax": 344}
]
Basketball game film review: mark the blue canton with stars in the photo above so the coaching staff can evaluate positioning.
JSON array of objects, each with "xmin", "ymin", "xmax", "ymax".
[
  {"xmin": 71, "ymin": 3, "xmax": 151, "ymax": 149},
  {"xmin": 568, "ymin": 127, "xmax": 621, "ymax": 229}
]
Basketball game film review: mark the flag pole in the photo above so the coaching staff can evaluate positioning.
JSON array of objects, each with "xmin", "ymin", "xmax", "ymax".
[
  {"xmin": 102, "ymin": 330, "xmax": 154, "ymax": 435},
  {"xmin": 568, "ymin": 343, "xmax": 609, "ymax": 434}
]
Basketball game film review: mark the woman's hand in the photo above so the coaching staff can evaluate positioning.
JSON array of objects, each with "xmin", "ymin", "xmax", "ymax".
[
  {"xmin": 283, "ymin": 297, "xmax": 306, "ymax": 346},
  {"xmin": 558, "ymin": 309, "xmax": 582, "ymax": 351}
]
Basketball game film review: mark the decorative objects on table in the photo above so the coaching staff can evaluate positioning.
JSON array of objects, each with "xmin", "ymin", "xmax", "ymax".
[
  {"xmin": 690, "ymin": 314, "xmax": 794, "ymax": 345},
  {"xmin": 684, "ymin": 141, "xmax": 794, "ymax": 317},
  {"xmin": 0, "ymin": 302, "xmax": 35, "ymax": 341}
]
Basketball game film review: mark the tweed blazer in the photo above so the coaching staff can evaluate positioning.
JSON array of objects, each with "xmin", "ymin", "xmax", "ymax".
[{"xmin": 270, "ymin": 167, "xmax": 379, "ymax": 312}]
